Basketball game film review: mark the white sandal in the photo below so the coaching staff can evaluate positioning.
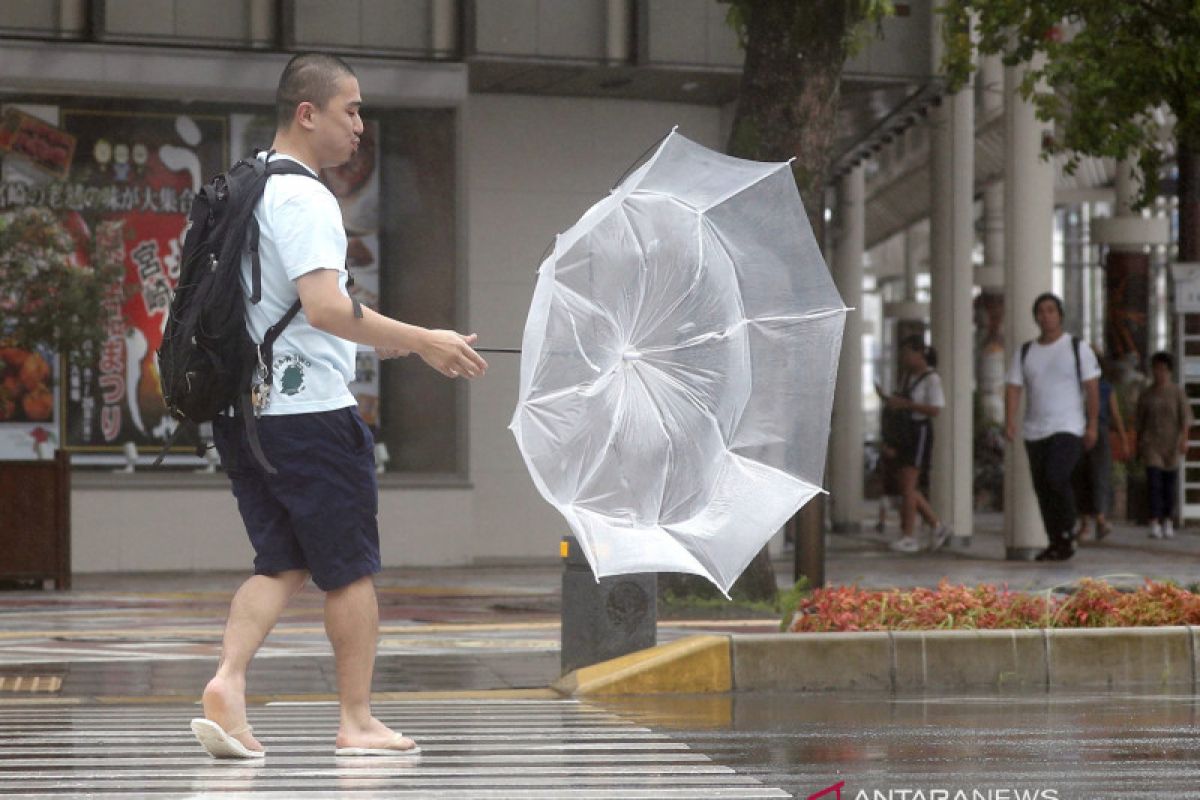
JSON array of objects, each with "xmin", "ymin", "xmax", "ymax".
[{"xmin": 190, "ymin": 718, "xmax": 266, "ymax": 759}]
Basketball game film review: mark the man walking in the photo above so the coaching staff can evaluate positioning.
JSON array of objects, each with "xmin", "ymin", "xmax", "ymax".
[
  {"xmin": 191, "ymin": 53, "xmax": 487, "ymax": 759},
  {"xmin": 1005, "ymin": 293, "xmax": 1099, "ymax": 561}
]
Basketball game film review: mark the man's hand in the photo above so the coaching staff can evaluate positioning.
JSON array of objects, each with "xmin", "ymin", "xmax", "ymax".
[
  {"xmin": 416, "ymin": 330, "xmax": 488, "ymax": 379},
  {"xmin": 1083, "ymin": 425, "xmax": 1098, "ymax": 451},
  {"xmin": 1004, "ymin": 421, "xmax": 1017, "ymax": 443},
  {"xmin": 885, "ymin": 396, "xmax": 911, "ymax": 410}
]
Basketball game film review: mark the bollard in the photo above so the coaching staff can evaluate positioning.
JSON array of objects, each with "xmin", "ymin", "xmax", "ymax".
[{"xmin": 559, "ymin": 534, "xmax": 657, "ymax": 675}]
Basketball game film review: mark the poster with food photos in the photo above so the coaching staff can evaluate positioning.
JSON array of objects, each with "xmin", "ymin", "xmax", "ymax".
[
  {"xmin": 0, "ymin": 343, "xmax": 60, "ymax": 461},
  {"xmin": 51, "ymin": 110, "xmax": 227, "ymax": 454}
]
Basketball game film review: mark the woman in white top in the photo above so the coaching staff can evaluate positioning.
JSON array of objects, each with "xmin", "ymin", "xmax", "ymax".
[{"xmin": 885, "ymin": 335, "xmax": 952, "ymax": 553}]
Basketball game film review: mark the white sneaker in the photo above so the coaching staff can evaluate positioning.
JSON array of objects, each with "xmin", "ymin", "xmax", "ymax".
[
  {"xmin": 930, "ymin": 523, "xmax": 953, "ymax": 552},
  {"xmin": 1163, "ymin": 519, "xmax": 1175, "ymax": 539},
  {"xmin": 1149, "ymin": 521, "xmax": 1163, "ymax": 539},
  {"xmin": 889, "ymin": 536, "xmax": 921, "ymax": 553}
]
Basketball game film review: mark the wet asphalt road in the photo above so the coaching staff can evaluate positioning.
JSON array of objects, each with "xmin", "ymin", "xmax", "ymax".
[
  {"xmin": 2, "ymin": 691, "xmax": 1198, "ymax": 798},
  {"xmin": 599, "ymin": 690, "xmax": 1200, "ymax": 799}
]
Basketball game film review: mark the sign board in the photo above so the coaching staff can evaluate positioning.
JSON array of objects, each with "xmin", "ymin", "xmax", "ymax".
[{"xmin": 1172, "ymin": 262, "xmax": 1200, "ymax": 312}]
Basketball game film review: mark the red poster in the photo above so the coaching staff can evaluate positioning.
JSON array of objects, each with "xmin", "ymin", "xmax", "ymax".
[
  {"xmin": 49, "ymin": 110, "xmax": 227, "ymax": 451},
  {"xmin": 0, "ymin": 108, "xmax": 76, "ymax": 179}
]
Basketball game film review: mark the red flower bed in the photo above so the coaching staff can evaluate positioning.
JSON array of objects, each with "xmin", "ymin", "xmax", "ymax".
[{"xmin": 786, "ymin": 579, "xmax": 1200, "ymax": 632}]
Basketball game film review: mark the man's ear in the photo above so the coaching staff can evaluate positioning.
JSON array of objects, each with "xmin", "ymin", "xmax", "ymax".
[{"xmin": 295, "ymin": 101, "xmax": 317, "ymax": 131}]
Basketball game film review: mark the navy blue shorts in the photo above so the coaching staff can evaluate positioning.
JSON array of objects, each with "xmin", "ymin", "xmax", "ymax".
[{"xmin": 213, "ymin": 408, "xmax": 380, "ymax": 592}]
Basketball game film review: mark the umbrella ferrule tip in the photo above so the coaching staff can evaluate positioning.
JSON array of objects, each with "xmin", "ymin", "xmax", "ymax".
[{"xmin": 622, "ymin": 349, "xmax": 643, "ymax": 362}]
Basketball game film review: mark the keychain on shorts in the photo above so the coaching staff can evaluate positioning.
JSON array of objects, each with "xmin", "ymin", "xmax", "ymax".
[{"xmin": 251, "ymin": 347, "xmax": 272, "ymax": 416}]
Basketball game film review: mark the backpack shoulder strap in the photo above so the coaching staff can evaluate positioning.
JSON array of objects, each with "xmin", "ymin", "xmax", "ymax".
[
  {"xmin": 246, "ymin": 156, "xmax": 324, "ymax": 306},
  {"xmin": 1072, "ymin": 336, "xmax": 1082, "ymax": 384}
]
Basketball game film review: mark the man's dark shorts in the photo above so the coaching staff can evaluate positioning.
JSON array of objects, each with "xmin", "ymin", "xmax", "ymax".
[{"xmin": 213, "ymin": 408, "xmax": 380, "ymax": 591}]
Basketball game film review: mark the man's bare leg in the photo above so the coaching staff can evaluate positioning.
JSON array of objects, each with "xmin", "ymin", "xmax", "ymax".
[
  {"xmin": 202, "ymin": 569, "xmax": 310, "ymax": 752},
  {"xmin": 326, "ymin": 575, "xmax": 416, "ymax": 751}
]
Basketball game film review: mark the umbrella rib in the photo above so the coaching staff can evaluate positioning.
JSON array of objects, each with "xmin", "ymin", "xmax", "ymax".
[
  {"xmin": 626, "ymin": 209, "xmax": 707, "ymax": 348},
  {"xmin": 615, "ymin": 202, "xmax": 651, "ymax": 347},
  {"xmin": 568, "ymin": 377, "xmax": 630, "ymax": 516},
  {"xmin": 626, "ymin": 363, "xmax": 674, "ymax": 522},
  {"xmin": 697, "ymin": 162, "xmax": 790, "ymax": 213},
  {"xmin": 640, "ymin": 307, "xmax": 850, "ymax": 352},
  {"xmin": 643, "ymin": 307, "xmax": 849, "ymax": 350},
  {"xmin": 630, "ymin": 189, "xmax": 699, "ymax": 213},
  {"xmin": 551, "ymin": 281, "xmax": 618, "ymax": 376}
]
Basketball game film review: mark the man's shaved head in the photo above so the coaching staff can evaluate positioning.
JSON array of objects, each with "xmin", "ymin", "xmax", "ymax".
[{"xmin": 275, "ymin": 53, "xmax": 356, "ymax": 129}]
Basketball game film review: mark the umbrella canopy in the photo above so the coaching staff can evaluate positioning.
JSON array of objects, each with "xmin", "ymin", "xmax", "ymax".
[{"xmin": 509, "ymin": 131, "xmax": 848, "ymax": 594}]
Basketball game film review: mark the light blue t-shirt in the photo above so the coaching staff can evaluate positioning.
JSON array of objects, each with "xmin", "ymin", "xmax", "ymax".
[{"xmin": 240, "ymin": 153, "xmax": 357, "ymax": 415}]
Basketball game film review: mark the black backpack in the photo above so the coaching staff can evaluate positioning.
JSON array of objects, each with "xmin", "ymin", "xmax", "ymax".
[
  {"xmin": 155, "ymin": 152, "xmax": 319, "ymax": 474},
  {"xmin": 882, "ymin": 370, "xmax": 932, "ymax": 451}
]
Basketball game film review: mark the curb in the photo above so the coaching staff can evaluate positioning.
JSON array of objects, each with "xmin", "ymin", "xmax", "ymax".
[
  {"xmin": 554, "ymin": 627, "xmax": 1200, "ymax": 696},
  {"xmin": 552, "ymin": 634, "xmax": 731, "ymax": 696}
]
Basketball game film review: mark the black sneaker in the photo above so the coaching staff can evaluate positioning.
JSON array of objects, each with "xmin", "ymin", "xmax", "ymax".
[
  {"xmin": 1049, "ymin": 545, "xmax": 1075, "ymax": 561},
  {"xmin": 1034, "ymin": 546, "xmax": 1058, "ymax": 562},
  {"xmin": 1035, "ymin": 543, "xmax": 1075, "ymax": 562}
]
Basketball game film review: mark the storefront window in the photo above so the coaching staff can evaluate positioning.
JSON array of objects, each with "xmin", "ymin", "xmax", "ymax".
[{"xmin": 0, "ymin": 98, "xmax": 461, "ymax": 475}]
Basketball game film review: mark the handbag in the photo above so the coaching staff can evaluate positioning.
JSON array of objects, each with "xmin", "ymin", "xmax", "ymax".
[{"xmin": 1104, "ymin": 431, "xmax": 1132, "ymax": 462}]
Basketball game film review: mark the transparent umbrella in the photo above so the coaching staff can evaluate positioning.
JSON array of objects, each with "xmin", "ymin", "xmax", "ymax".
[{"xmin": 509, "ymin": 131, "xmax": 848, "ymax": 595}]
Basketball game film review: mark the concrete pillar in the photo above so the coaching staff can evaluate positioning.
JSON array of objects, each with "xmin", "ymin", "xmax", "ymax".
[
  {"xmin": 977, "ymin": 182, "xmax": 1006, "ymax": 427},
  {"xmin": 978, "ymin": 54, "xmax": 1004, "ymax": 119},
  {"xmin": 606, "ymin": 0, "xmax": 633, "ymax": 63},
  {"xmin": 431, "ymin": 0, "xmax": 459, "ymax": 57},
  {"xmin": 1003, "ymin": 60, "xmax": 1056, "ymax": 559},
  {"xmin": 829, "ymin": 165, "xmax": 865, "ymax": 532},
  {"xmin": 929, "ymin": 85, "xmax": 975, "ymax": 539},
  {"xmin": 1062, "ymin": 205, "xmax": 1086, "ymax": 334},
  {"xmin": 58, "ymin": 0, "xmax": 86, "ymax": 35},
  {"xmin": 928, "ymin": 3, "xmax": 975, "ymax": 539},
  {"xmin": 904, "ymin": 225, "xmax": 920, "ymax": 302},
  {"xmin": 980, "ymin": 182, "xmax": 1005, "ymax": 288}
]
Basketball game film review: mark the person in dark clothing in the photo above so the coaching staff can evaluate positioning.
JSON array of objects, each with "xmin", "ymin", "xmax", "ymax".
[{"xmin": 1072, "ymin": 349, "xmax": 1126, "ymax": 541}]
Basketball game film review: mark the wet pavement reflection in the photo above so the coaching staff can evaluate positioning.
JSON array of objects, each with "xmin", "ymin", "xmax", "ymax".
[
  {"xmin": 2, "ymin": 692, "xmax": 1198, "ymax": 797},
  {"xmin": 598, "ymin": 691, "xmax": 1200, "ymax": 798}
]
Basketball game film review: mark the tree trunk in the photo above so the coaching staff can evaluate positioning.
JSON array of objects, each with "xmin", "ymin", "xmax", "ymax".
[
  {"xmin": 727, "ymin": 0, "xmax": 852, "ymax": 236},
  {"xmin": 1179, "ymin": 143, "xmax": 1200, "ymax": 263},
  {"xmin": 662, "ymin": 1, "xmax": 855, "ymax": 604}
]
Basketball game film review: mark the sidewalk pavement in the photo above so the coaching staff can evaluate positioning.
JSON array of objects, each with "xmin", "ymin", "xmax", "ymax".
[
  {"xmin": 0, "ymin": 509, "xmax": 1196, "ymax": 700},
  {"xmin": 822, "ymin": 510, "xmax": 1200, "ymax": 592}
]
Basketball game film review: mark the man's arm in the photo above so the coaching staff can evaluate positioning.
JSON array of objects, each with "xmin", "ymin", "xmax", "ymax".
[
  {"xmin": 1082, "ymin": 377, "xmax": 1099, "ymax": 450},
  {"xmin": 296, "ymin": 268, "xmax": 487, "ymax": 379},
  {"xmin": 1004, "ymin": 384, "xmax": 1022, "ymax": 442}
]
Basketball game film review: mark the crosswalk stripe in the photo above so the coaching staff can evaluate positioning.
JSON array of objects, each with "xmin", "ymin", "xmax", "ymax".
[
  {"xmin": 0, "ymin": 753, "xmax": 715, "ymax": 767},
  {"xmin": 0, "ymin": 699, "xmax": 791, "ymax": 798},
  {"xmin": 2, "ymin": 791, "xmax": 788, "ymax": 799}
]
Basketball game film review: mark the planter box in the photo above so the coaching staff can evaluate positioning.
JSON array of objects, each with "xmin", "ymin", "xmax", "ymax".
[{"xmin": 0, "ymin": 451, "xmax": 70, "ymax": 589}]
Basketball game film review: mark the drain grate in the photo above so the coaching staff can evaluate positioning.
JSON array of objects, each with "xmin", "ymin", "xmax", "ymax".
[{"xmin": 0, "ymin": 676, "xmax": 63, "ymax": 693}]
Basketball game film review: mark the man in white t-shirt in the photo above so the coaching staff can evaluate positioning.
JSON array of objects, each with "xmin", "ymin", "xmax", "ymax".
[
  {"xmin": 191, "ymin": 54, "xmax": 488, "ymax": 761},
  {"xmin": 1005, "ymin": 293, "xmax": 1100, "ymax": 561}
]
